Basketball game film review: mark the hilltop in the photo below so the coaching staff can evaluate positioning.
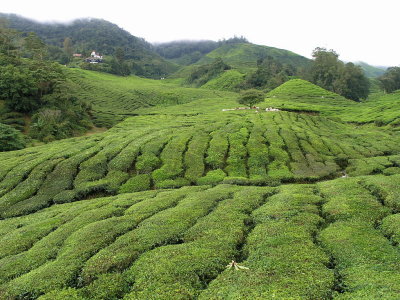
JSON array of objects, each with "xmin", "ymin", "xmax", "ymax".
[
  {"xmin": 0, "ymin": 13, "xmax": 177, "ymax": 78},
  {"xmin": 265, "ymin": 79, "xmax": 400, "ymax": 126},
  {"xmin": 196, "ymin": 42, "xmax": 310, "ymax": 71}
]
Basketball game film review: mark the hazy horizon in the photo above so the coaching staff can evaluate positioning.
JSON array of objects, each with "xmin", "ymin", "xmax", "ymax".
[{"xmin": 1, "ymin": 0, "xmax": 399, "ymax": 67}]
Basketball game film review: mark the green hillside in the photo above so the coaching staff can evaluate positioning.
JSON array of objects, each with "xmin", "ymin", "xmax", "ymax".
[
  {"xmin": 154, "ymin": 40, "xmax": 219, "ymax": 66},
  {"xmin": 265, "ymin": 79, "xmax": 400, "ymax": 126},
  {"xmin": 196, "ymin": 43, "xmax": 311, "ymax": 71},
  {"xmin": 2, "ymin": 65, "xmax": 400, "ymax": 299},
  {"xmin": 355, "ymin": 61, "xmax": 387, "ymax": 78},
  {"xmin": 66, "ymin": 69, "xmax": 233, "ymax": 127},
  {"xmin": 0, "ymin": 14, "xmax": 177, "ymax": 78},
  {"xmin": 201, "ymin": 70, "xmax": 245, "ymax": 91}
]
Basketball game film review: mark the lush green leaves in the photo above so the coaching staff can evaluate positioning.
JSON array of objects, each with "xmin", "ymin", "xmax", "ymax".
[
  {"xmin": 237, "ymin": 89, "xmax": 265, "ymax": 107},
  {"xmin": 378, "ymin": 66, "xmax": 400, "ymax": 93},
  {"xmin": 0, "ymin": 123, "xmax": 26, "ymax": 151},
  {"xmin": 310, "ymin": 47, "xmax": 370, "ymax": 100}
]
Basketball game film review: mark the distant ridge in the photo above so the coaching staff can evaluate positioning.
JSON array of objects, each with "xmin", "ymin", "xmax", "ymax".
[
  {"xmin": 196, "ymin": 43, "xmax": 311, "ymax": 71},
  {"xmin": 354, "ymin": 61, "xmax": 387, "ymax": 78},
  {"xmin": 0, "ymin": 13, "xmax": 177, "ymax": 78}
]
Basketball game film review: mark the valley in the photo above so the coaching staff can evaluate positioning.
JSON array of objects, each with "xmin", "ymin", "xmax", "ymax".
[{"xmin": 1, "ymin": 13, "xmax": 400, "ymax": 300}]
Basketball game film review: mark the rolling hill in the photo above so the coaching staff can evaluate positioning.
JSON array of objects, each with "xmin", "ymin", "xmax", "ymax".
[
  {"xmin": 0, "ymin": 13, "xmax": 177, "ymax": 78},
  {"xmin": 354, "ymin": 61, "xmax": 387, "ymax": 78},
  {"xmin": 265, "ymin": 79, "xmax": 400, "ymax": 126},
  {"xmin": 1, "ymin": 67, "xmax": 400, "ymax": 298},
  {"xmin": 195, "ymin": 42, "xmax": 311, "ymax": 71},
  {"xmin": 1, "ymin": 10, "xmax": 400, "ymax": 298}
]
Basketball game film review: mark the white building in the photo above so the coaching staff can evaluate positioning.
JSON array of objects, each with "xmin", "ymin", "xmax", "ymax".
[{"xmin": 90, "ymin": 51, "xmax": 103, "ymax": 59}]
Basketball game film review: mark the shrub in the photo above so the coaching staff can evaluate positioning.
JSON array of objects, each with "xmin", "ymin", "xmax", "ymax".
[
  {"xmin": 197, "ymin": 169, "xmax": 226, "ymax": 185},
  {"xmin": 119, "ymin": 174, "xmax": 151, "ymax": 193},
  {"xmin": 205, "ymin": 130, "xmax": 229, "ymax": 169},
  {"xmin": 82, "ymin": 186, "xmax": 226, "ymax": 282},
  {"xmin": 237, "ymin": 89, "xmax": 265, "ymax": 107},
  {"xmin": 201, "ymin": 185, "xmax": 333, "ymax": 299},
  {"xmin": 184, "ymin": 133, "xmax": 209, "ymax": 183},
  {"xmin": 0, "ymin": 123, "xmax": 26, "ymax": 152},
  {"xmin": 225, "ymin": 127, "xmax": 249, "ymax": 177},
  {"xmin": 37, "ymin": 288, "xmax": 85, "ymax": 300},
  {"xmin": 124, "ymin": 187, "xmax": 272, "ymax": 299},
  {"xmin": 155, "ymin": 177, "xmax": 190, "ymax": 189}
]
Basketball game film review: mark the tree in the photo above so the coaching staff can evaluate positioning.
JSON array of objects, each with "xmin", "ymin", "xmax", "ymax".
[
  {"xmin": 115, "ymin": 47, "xmax": 125, "ymax": 63},
  {"xmin": 378, "ymin": 67, "xmax": 400, "ymax": 93},
  {"xmin": 0, "ymin": 123, "xmax": 26, "ymax": 151},
  {"xmin": 309, "ymin": 47, "xmax": 371, "ymax": 101},
  {"xmin": 310, "ymin": 47, "xmax": 342, "ymax": 91},
  {"xmin": 186, "ymin": 57, "xmax": 230, "ymax": 86},
  {"xmin": 0, "ymin": 60, "xmax": 65, "ymax": 113},
  {"xmin": 0, "ymin": 19, "xmax": 20, "ymax": 57},
  {"xmin": 237, "ymin": 89, "xmax": 265, "ymax": 107},
  {"xmin": 63, "ymin": 37, "xmax": 73, "ymax": 60},
  {"xmin": 334, "ymin": 63, "xmax": 370, "ymax": 101},
  {"xmin": 0, "ymin": 64, "xmax": 39, "ymax": 112},
  {"xmin": 240, "ymin": 56, "xmax": 295, "ymax": 91},
  {"xmin": 24, "ymin": 32, "xmax": 46, "ymax": 60}
]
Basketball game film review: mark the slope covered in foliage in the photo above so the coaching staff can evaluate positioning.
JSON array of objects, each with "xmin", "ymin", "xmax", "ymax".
[
  {"xmin": 67, "ymin": 69, "xmax": 232, "ymax": 127},
  {"xmin": 265, "ymin": 79, "xmax": 400, "ymax": 126},
  {"xmin": 1, "ymin": 68, "xmax": 400, "ymax": 299},
  {"xmin": 0, "ymin": 13, "xmax": 177, "ymax": 78},
  {"xmin": 354, "ymin": 61, "xmax": 386, "ymax": 78},
  {"xmin": 154, "ymin": 40, "xmax": 219, "ymax": 66},
  {"xmin": 196, "ymin": 43, "xmax": 311, "ymax": 71}
]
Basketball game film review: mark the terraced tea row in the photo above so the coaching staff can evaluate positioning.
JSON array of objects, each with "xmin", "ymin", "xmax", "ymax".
[
  {"xmin": 265, "ymin": 79, "xmax": 400, "ymax": 127},
  {"xmin": 1, "ymin": 175, "xmax": 400, "ymax": 299},
  {"xmin": 67, "ymin": 70, "xmax": 231, "ymax": 127},
  {"xmin": 1, "ymin": 111, "xmax": 400, "ymax": 218}
]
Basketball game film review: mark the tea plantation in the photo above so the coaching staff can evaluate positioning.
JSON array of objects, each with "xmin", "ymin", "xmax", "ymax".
[{"xmin": 1, "ymin": 71, "xmax": 400, "ymax": 299}]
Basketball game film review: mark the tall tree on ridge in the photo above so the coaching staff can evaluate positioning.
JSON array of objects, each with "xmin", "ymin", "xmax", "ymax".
[
  {"xmin": 24, "ymin": 32, "xmax": 46, "ymax": 60},
  {"xmin": 63, "ymin": 37, "xmax": 73, "ymax": 58}
]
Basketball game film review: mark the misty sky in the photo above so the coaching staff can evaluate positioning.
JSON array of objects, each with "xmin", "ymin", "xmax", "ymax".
[{"xmin": 2, "ymin": 0, "xmax": 399, "ymax": 66}]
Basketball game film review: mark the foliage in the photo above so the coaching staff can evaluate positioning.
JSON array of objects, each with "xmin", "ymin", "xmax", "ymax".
[
  {"xmin": 378, "ymin": 66, "xmax": 400, "ymax": 93},
  {"xmin": 186, "ymin": 57, "xmax": 231, "ymax": 87},
  {"xmin": 24, "ymin": 32, "xmax": 47, "ymax": 60},
  {"xmin": 238, "ymin": 56, "xmax": 296, "ymax": 91},
  {"xmin": 0, "ymin": 19, "xmax": 20, "ymax": 57},
  {"xmin": 1, "ymin": 27, "xmax": 400, "ymax": 299},
  {"xmin": 237, "ymin": 89, "xmax": 265, "ymax": 107},
  {"xmin": 202, "ymin": 69, "xmax": 245, "ymax": 91},
  {"xmin": 355, "ymin": 61, "xmax": 386, "ymax": 78},
  {"xmin": 310, "ymin": 47, "xmax": 341, "ymax": 91},
  {"xmin": 0, "ymin": 22, "xmax": 96, "ymax": 141},
  {"xmin": 0, "ymin": 13, "xmax": 177, "ymax": 78},
  {"xmin": 0, "ymin": 64, "xmax": 39, "ymax": 112},
  {"xmin": 334, "ymin": 62, "xmax": 370, "ymax": 101},
  {"xmin": 0, "ymin": 123, "xmax": 26, "ymax": 151},
  {"xmin": 196, "ymin": 42, "xmax": 311, "ymax": 72},
  {"xmin": 30, "ymin": 85, "xmax": 93, "ymax": 141},
  {"xmin": 154, "ymin": 40, "xmax": 219, "ymax": 65},
  {"xmin": 310, "ymin": 47, "xmax": 370, "ymax": 101}
]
